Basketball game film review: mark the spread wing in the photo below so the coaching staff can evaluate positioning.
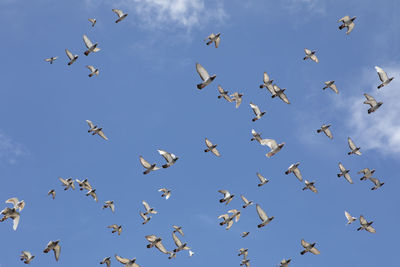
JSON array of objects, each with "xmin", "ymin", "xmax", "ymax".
[
  {"xmin": 348, "ymin": 137, "xmax": 356, "ymax": 150},
  {"xmin": 293, "ymin": 168, "xmax": 303, "ymax": 181},
  {"xmin": 304, "ymin": 48, "xmax": 311, "ymax": 55},
  {"xmin": 158, "ymin": 149, "xmax": 172, "ymax": 163},
  {"xmin": 205, "ymin": 33, "xmax": 215, "ymax": 40},
  {"xmin": 53, "ymin": 244, "xmax": 61, "ymax": 261},
  {"xmin": 366, "ymin": 225, "xmax": 376, "ymax": 233},
  {"xmin": 5, "ymin": 197, "xmax": 18, "ymax": 206},
  {"xmin": 142, "ymin": 201, "xmax": 151, "ymax": 211},
  {"xmin": 86, "ymin": 120, "xmax": 94, "ymax": 129},
  {"xmin": 145, "ymin": 235, "xmax": 157, "ymax": 242},
  {"xmin": 83, "ymin": 34, "xmax": 93, "ymax": 48},
  {"xmin": 139, "ymin": 156, "xmax": 151, "ymax": 168},
  {"xmin": 311, "ymin": 54, "xmax": 319, "ymax": 63},
  {"xmin": 346, "ymin": 22, "xmax": 355, "ymax": 34},
  {"xmin": 97, "ymin": 130, "xmax": 108, "ymax": 140},
  {"xmin": 211, "ymin": 147, "xmax": 220, "ymax": 157},
  {"xmin": 369, "ymin": 178, "xmax": 380, "ymax": 186},
  {"xmin": 115, "ymin": 255, "xmax": 130, "ymax": 264},
  {"xmin": 250, "ymin": 103, "xmax": 261, "ymax": 116},
  {"xmin": 112, "ymin": 9, "xmax": 124, "ymax": 17},
  {"xmin": 59, "ymin": 178, "xmax": 69, "ymax": 186},
  {"xmin": 330, "ymin": 84, "xmax": 338, "ymax": 94},
  {"xmin": 375, "ymin": 66, "xmax": 388, "ymax": 82},
  {"xmin": 215, "ymin": 36, "xmax": 221, "ymax": 48},
  {"xmin": 338, "ymin": 15, "xmax": 350, "ymax": 22},
  {"xmin": 241, "ymin": 195, "xmax": 249, "ymax": 204},
  {"xmin": 155, "ymin": 241, "xmax": 169, "ymax": 254},
  {"xmin": 86, "ymin": 65, "xmax": 96, "ymax": 72},
  {"xmin": 172, "ymin": 232, "xmax": 183, "ymax": 247},
  {"xmin": 257, "ymin": 172, "xmax": 266, "ymax": 182},
  {"xmin": 338, "ymin": 162, "xmax": 346, "ymax": 172},
  {"xmin": 324, "ymin": 128, "xmax": 333, "ymax": 139},
  {"xmin": 301, "ymin": 239, "xmax": 309, "ymax": 248},
  {"xmin": 205, "ymin": 138, "xmax": 213, "ymax": 148},
  {"xmin": 218, "ymin": 190, "xmax": 230, "ymax": 198},
  {"xmin": 256, "ymin": 204, "xmax": 268, "ymax": 221},
  {"xmin": 65, "ymin": 49, "xmax": 74, "ymax": 60},
  {"xmin": 263, "ymin": 139, "xmax": 277, "ymax": 150},
  {"xmin": 344, "ymin": 172, "xmax": 353, "ymax": 184},
  {"xmin": 364, "ymin": 93, "xmax": 377, "ymax": 106},
  {"xmin": 309, "ymin": 247, "xmax": 320, "ymax": 255},
  {"xmin": 12, "ymin": 213, "xmax": 20, "ymax": 230},
  {"xmin": 345, "ymin": 211, "xmax": 353, "ymax": 221},
  {"xmin": 196, "ymin": 63, "xmax": 210, "ymax": 81},
  {"xmin": 263, "ymin": 72, "xmax": 270, "ymax": 83}
]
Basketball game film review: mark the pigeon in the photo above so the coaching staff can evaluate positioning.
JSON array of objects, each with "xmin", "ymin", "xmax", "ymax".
[
  {"xmin": 158, "ymin": 149, "xmax": 179, "ymax": 168},
  {"xmin": 347, "ymin": 137, "xmax": 361, "ymax": 155},
  {"xmin": 142, "ymin": 200, "xmax": 157, "ymax": 215},
  {"xmin": 363, "ymin": 93, "xmax": 383, "ymax": 114},
  {"xmin": 251, "ymin": 129, "xmax": 269, "ymax": 145},
  {"xmin": 172, "ymin": 232, "xmax": 190, "ymax": 253},
  {"xmin": 43, "ymin": 240, "xmax": 61, "ymax": 261},
  {"xmin": 357, "ymin": 215, "xmax": 376, "ymax": 233},
  {"xmin": 285, "ymin": 162, "xmax": 303, "ymax": 182},
  {"xmin": 217, "ymin": 85, "xmax": 232, "ymax": 102},
  {"xmin": 279, "ymin": 259, "xmax": 292, "ymax": 267},
  {"xmin": 300, "ymin": 239, "xmax": 320, "ymax": 255},
  {"xmin": 240, "ymin": 259, "xmax": 250, "ymax": 267},
  {"xmin": 250, "ymin": 102, "xmax": 266, "ymax": 121},
  {"xmin": 241, "ymin": 195, "xmax": 253, "ymax": 208},
  {"xmin": 264, "ymin": 139, "xmax": 285, "ymax": 158},
  {"xmin": 140, "ymin": 212, "xmax": 151, "ymax": 225},
  {"xmin": 358, "ymin": 168, "xmax": 376, "ymax": 181},
  {"xmin": 59, "ymin": 178, "xmax": 75, "ymax": 190},
  {"xmin": 302, "ymin": 180, "xmax": 318, "ymax": 193},
  {"xmin": 115, "ymin": 255, "xmax": 140, "ymax": 267},
  {"xmin": 173, "ymin": 225, "xmax": 184, "ymax": 236},
  {"xmin": 256, "ymin": 204, "xmax": 274, "ymax": 228},
  {"xmin": 218, "ymin": 210, "xmax": 240, "ymax": 230},
  {"xmin": 204, "ymin": 138, "xmax": 220, "ymax": 157},
  {"xmin": 188, "ymin": 250, "xmax": 194, "ymax": 257},
  {"xmin": 238, "ymin": 248, "xmax": 248, "ymax": 257},
  {"xmin": 338, "ymin": 16, "xmax": 356, "ymax": 34},
  {"xmin": 205, "ymin": 33, "xmax": 221, "ymax": 48},
  {"xmin": 86, "ymin": 65, "xmax": 99, "ymax": 77},
  {"xmin": 303, "ymin": 48, "xmax": 319, "ymax": 63},
  {"xmin": 20, "ymin": 251, "xmax": 35, "ymax": 264},
  {"xmin": 86, "ymin": 120, "xmax": 108, "ymax": 140},
  {"xmin": 323, "ymin": 81, "xmax": 338, "ymax": 94},
  {"xmin": 368, "ymin": 177, "xmax": 384, "ymax": 190},
  {"xmin": 75, "ymin": 179, "xmax": 92, "ymax": 191},
  {"xmin": 317, "ymin": 124, "xmax": 333, "ymax": 139},
  {"xmin": 145, "ymin": 235, "xmax": 170, "ymax": 255},
  {"xmin": 5, "ymin": 197, "xmax": 25, "ymax": 211},
  {"xmin": 241, "ymin": 232, "xmax": 250, "ymax": 238},
  {"xmin": 100, "ymin": 257, "xmax": 111, "ymax": 267},
  {"xmin": 88, "ymin": 18, "xmax": 97, "ymax": 27},
  {"xmin": 0, "ymin": 207, "xmax": 20, "ymax": 230},
  {"xmin": 230, "ymin": 92, "xmax": 243, "ymax": 108},
  {"xmin": 48, "ymin": 189, "xmax": 56, "ymax": 199},
  {"xmin": 256, "ymin": 172, "xmax": 269, "ymax": 187},
  {"xmin": 196, "ymin": 63, "xmax": 216, "ymax": 89},
  {"xmin": 375, "ymin": 66, "xmax": 394, "ymax": 89},
  {"xmin": 259, "ymin": 72, "xmax": 275, "ymax": 96},
  {"xmin": 112, "ymin": 9, "xmax": 128, "ymax": 23},
  {"xmin": 272, "ymin": 84, "xmax": 290, "ymax": 104},
  {"xmin": 45, "ymin": 57, "xmax": 57, "ymax": 64},
  {"xmin": 158, "ymin": 188, "xmax": 171, "ymax": 199},
  {"xmin": 108, "ymin": 224, "xmax": 122, "ymax": 235},
  {"xmin": 83, "ymin": 34, "xmax": 100, "ymax": 56},
  {"xmin": 337, "ymin": 162, "xmax": 353, "ymax": 184},
  {"xmin": 103, "ymin": 200, "xmax": 115, "ymax": 213},
  {"xmin": 139, "ymin": 156, "xmax": 160, "ymax": 174},
  {"xmin": 86, "ymin": 189, "xmax": 98, "ymax": 202},
  {"xmin": 218, "ymin": 190, "xmax": 234, "ymax": 205},
  {"xmin": 65, "ymin": 49, "xmax": 78, "ymax": 65},
  {"xmin": 345, "ymin": 211, "xmax": 357, "ymax": 225}
]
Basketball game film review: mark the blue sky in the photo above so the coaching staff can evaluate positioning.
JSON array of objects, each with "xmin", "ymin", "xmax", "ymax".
[{"xmin": 0, "ymin": 0, "xmax": 399, "ymax": 266}]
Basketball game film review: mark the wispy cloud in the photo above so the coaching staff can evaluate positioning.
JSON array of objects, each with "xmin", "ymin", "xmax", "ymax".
[
  {"xmin": 281, "ymin": 0, "xmax": 327, "ymax": 16},
  {"xmin": 0, "ymin": 131, "xmax": 28, "ymax": 164}
]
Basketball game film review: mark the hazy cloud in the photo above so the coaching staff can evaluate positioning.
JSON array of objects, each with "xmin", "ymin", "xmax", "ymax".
[{"xmin": 0, "ymin": 131, "xmax": 28, "ymax": 164}]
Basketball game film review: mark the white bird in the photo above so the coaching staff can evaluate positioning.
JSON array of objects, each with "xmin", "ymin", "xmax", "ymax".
[
  {"xmin": 218, "ymin": 190, "xmax": 234, "ymax": 205},
  {"xmin": 337, "ymin": 162, "xmax": 353, "ymax": 184},
  {"xmin": 20, "ymin": 251, "xmax": 35, "ymax": 264},
  {"xmin": 86, "ymin": 120, "xmax": 108, "ymax": 140},
  {"xmin": 272, "ymin": 84, "xmax": 290, "ymax": 104},
  {"xmin": 285, "ymin": 162, "xmax": 303, "ymax": 181},
  {"xmin": 158, "ymin": 188, "xmax": 171, "ymax": 199},
  {"xmin": 86, "ymin": 65, "xmax": 99, "ymax": 77},
  {"xmin": 83, "ymin": 34, "xmax": 100, "ymax": 56},
  {"xmin": 103, "ymin": 200, "xmax": 115, "ymax": 213},
  {"xmin": 142, "ymin": 200, "xmax": 157, "ymax": 215},
  {"xmin": 188, "ymin": 250, "xmax": 194, "ymax": 257},
  {"xmin": 241, "ymin": 195, "xmax": 253, "ymax": 208},
  {"xmin": 75, "ymin": 179, "xmax": 92, "ymax": 191},
  {"xmin": 173, "ymin": 225, "xmax": 184, "ymax": 236},
  {"xmin": 250, "ymin": 102, "xmax": 266, "ymax": 121},
  {"xmin": 357, "ymin": 215, "xmax": 376, "ymax": 233},
  {"xmin": 345, "ymin": 211, "xmax": 357, "ymax": 225},
  {"xmin": 108, "ymin": 224, "xmax": 122, "ymax": 235},
  {"xmin": 259, "ymin": 72, "xmax": 275, "ymax": 96},
  {"xmin": 279, "ymin": 258, "xmax": 292, "ymax": 267},
  {"xmin": 256, "ymin": 172, "xmax": 269, "ymax": 187},
  {"xmin": 217, "ymin": 85, "xmax": 232, "ymax": 102},
  {"xmin": 43, "ymin": 240, "xmax": 61, "ymax": 261},
  {"xmin": 115, "ymin": 255, "xmax": 140, "ymax": 267},
  {"xmin": 139, "ymin": 156, "xmax": 160, "ymax": 175},
  {"xmin": 375, "ymin": 66, "xmax": 394, "ymax": 89},
  {"xmin": 264, "ymin": 139, "xmax": 285, "ymax": 158},
  {"xmin": 86, "ymin": 189, "xmax": 98, "ymax": 202},
  {"xmin": 100, "ymin": 257, "xmax": 111, "ymax": 267},
  {"xmin": 5, "ymin": 197, "xmax": 25, "ymax": 211},
  {"xmin": 317, "ymin": 124, "xmax": 333, "ymax": 139},
  {"xmin": 303, "ymin": 48, "xmax": 319, "ymax": 63},
  {"xmin": 256, "ymin": 204, "xmax": 274, "ymax": 228},
  {"xmin": 322, "ymin": 81, "xmax": 338, "ymax": 94},
  {"xmin": 139, "ymin": 211, "xmax": 151, "ymax": 224},
  {"xmin": 250, "ymin": 129, "xmax": 269, "ymax": 146},
  {"xmin": 158, "ymin": 149, "xmax": 179, "ymax": 168},
  {"xmin": 368, "ymin": 177, "xmax": 384, "ymax": 190},
  {"xmin": 196, "ymin": 63, "xmax": 216, "ymax": 89},
  {"xmin": 48, "ymin": 189, "xmax": 56, "ymax": 199},
  {"xmin": 300, "ymin": 239, "xmax": 320, "ymax": 255},
  {"xmin": 65, "ymin": 49, "xmax": 78, "ymax": 65},
  {"xmin": 59, "ymin": 177, "xmax": 75, "ymax": 190},
  {"xmin": 204, "ymin": 138, "xmax": 220, "ymax": 157},
  {"xmin": 88, "ymin": 18, "xmax": 97, "ymax": 27},
  {"xmin": 112, "ymin": 9, "xmax": 128, "ymax": 23},
  {"xmin": 45, "ymin": 57, "xmax": 57, "ymax": 64},
  {"xmin": 0, "ymin": 207, "xmax": 20, "ymax": 230},
  {"xmin": 230, "ymin": 92, "xmax": 243, "ymax": 108},
  {"xmin": 205, "ymin": 33, "xmax": 221, "ymax": 48},
  {"xmin": 363, "ymin": 93, "xmax": 383, "ymax": 114},
  {"xmin": 241, "ymin": 231, "xmax": 250, "ymax": 238},
  {"xmin": 338, "ymin": 15, "xmax": 356, "ymax": 34},
  {"xmin": 302, "ymin": 180, "xmax": 318, "ymax": 193},
  {"xmin": 347, "ymin": 137, "xmax": 361, "ymax": 155},
  {"xmin": 358, "ymin": 168, "xmax": 376, "ymax": 181}
]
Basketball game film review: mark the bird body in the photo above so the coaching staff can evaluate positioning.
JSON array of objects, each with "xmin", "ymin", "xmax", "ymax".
[
  {"xmin": 45, "ymin": 57, "xmax": 57, "ymax": 64},
  {"xmin": 20, "ymin": 251, "xmax": 35, "ymax": 264},
  {"xmin": 345, "ymin": 211, "xmax": 357, "ymax": 225},
  {"xmin": 256, "ymin": 172, "xmax": 269, "ymax": 186}
]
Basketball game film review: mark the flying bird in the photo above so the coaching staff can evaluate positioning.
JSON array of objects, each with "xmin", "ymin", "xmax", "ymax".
[
  {"xmin": 103, "ymin": 200, "xmax": 115, "ymax": 213},
  {"xmin": 300, "ymin": 239, "xmax": 320, "ymax": 255},
  {"xmin": 218, "ymin": 190, "xmax": 234, "ymax": 205},
  {"xmin": 83, "ymin": 34, "xmax": 100, "ymax": 56},
  {"xmin": 139, "ymin": 212, "xmax": 151, "ymax": 225},
  {"xmin": 5, "ymin": 197, "xmax": 25, "ymax": 211},
  {"xmin": 204, "ymin": 138, "xmax": 220, "ymax": 157},
  {"xmin": 173, "ymin": 225, "xmax": 184, "ymax": 236},
  {"xmin": 48, "ymin": 189, "xmax": 56, "ymax": 199},
  {"xmin": 256, "ymin": 172, "xmax": 269, "ymax": 187},
  {"xmin": 249, "ymin": 102, "xmax": 266, "ymax": 122},
  {"xmin": 357, "ymin": 215, "xmax": 376, "ymax": 233},
  {"xmin": 75, "ymin": 179, "xmax": 92, "ymax": 191},
  {"xmin": 240, "ymin": 259, "xmax": 250, "ymax": 267},
  {"xmin": 188, "ymin": 250, "xmax": 194, "ymax": 257},
  {"xmin": 86, "ymin": 189, "xmax": 98, "ymax": 202},
  {"xmin": 238, "ymin": 248, "xmax": 248, "ymax": 257},
  {"xmin": 158, "ymin": 188, "xmax": 171, "ymax": 199},
  {"xmin": 139, "ymin": 156, "xmax": 160, "ymax": 174},
  {"xmin": 145, "ymin": 235, "xmax": 170, "ymax": 255},
  {"xmin": 338, "ymin": 16, "xmax": 356, "ymax": 34},
  {"xmin": 205, "ymin": 33, "xmax": 221, "ymax": 48},
  {"xmin": 302, "ymin": 180, "xmax": 318, "ymax": 193},
  {"xmin": 368, "ymin": 177, "xmax": 384, "ymax": 190},
  {"xmin": 230, "ymin": 92, "xmax": 243, "ymax": 108},
  {"xmin": 323, "ymin": 81, "xmax": 338, "ymax": 94},
  {"xmin": 317, "ymin": 124, "xmax": 333, "ymax": 139},
  {"xmin": 375, "ymin": 66, "xmax": 394, "ymax": 89},
  {"xmin": 264, "ymin": 139, "xmax": 285, "ymax": 158},
  {"xmin": 272, "ymin": 84, "xmax": 290, "ymax": 104},
  {"xmin": 108, "ymin": 224, "xmax": 122, "ymax": 235},
  {"xmin": 20, "ymin": 251, "xmax": 35, "ymax": 264},
  {"xmin": 44, "ymin": 57, "xmax": 57, "ymax": 64},
  {"xmin": 218, "ymin": 209, "xmax": 241, "ymax": 230},
  {"xmin": 0, "ymin": 207, "xmax": 20, "ymax": 230},
  {"xmin": 345, "ymin": 211, "xmax": 357, "ymax": 225},
  {"xmin": 43, "ymin": 240, "xmax": 61, "ymax": 261},
  {"xmin": 86, "ymin": 65, "xmax": 99, "ymax": 77},
  {"xmin": 86, "ymin": 120, "xmax": 108, "ymax": 140},
  {"xmin": 241, "ymin": 195, "xmax": 253, "ymax": 208},
  {"xmin": 59, "ymin": 178, "xmax": 75, "ymax": 190},
  {"xmin": 279, "ymin": 259, "xmax": 292, "ymax": 267},
  {"xmin": 241, "ymin": 232, "xmax": 250, "ymax": 238},
  {"xmin": 88, "ymin": 18, "xmax": 96, "ymax": 27},
  {"xmin": 100, "ymin": 257, "xmax": 111, "ymax": 267},
  {"xmin": 112, "ymin": 9, "xmax": 128, "ymax": 23},
  {"xmin": 142, "ymin": 200, "xmax": 157, "ymax": 215},
  {"xmin": 251, "ymin": 129, "xmax": 269, "ymax": 145},
  {"xmin": 363, "ymin": 93, "xmax": 383, "ymax": 114},
  {"xmin": 337, "ymin": 162, "xmax": 353, "ymax": 184},
  {"xmin": 347, "ymin": 137, "xmax": 361, "ymax": 155},
  {"xmin": 172, "ymin": 232, "xmax": 190, "ymax": 254},
  {"xmin": 65, "ymin": 49, "xmax": 78, "ymax": 65},
  {"xmin": 256, "ymin": 204, "xmax": 274, "ymax": 228},
  {"xmin": 158, "ymin": 149, "xmax": 178, "ymax": 168},
  {"xmin": 303, "ymin": 48, "xmax": 319, "ymax": 63},
  {"xmin": 285, "ymin": 162, "xmax": 303, "ymax": 182},
  {"xmin": 196, "ymin": 63, "xmax": 216, "ymax": 89},
  {"xmin": 217, "ymin": 85, "xmax": 232, "ymax": 102},
  {"xmin": 115, "ymin": 255, "xmax": 140, "ymax": 267},
  {"xmin": 259, "ymin": 72, "xmax": 275, "ymax": 95},
  {"xmin": 358, "ymin": 168, "xmax": 375, "ymax": 181}
]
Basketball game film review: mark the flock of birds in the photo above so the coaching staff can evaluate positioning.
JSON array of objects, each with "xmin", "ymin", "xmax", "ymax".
[{"xmin": 1, "ymin": 8, "xmax": 395, "ymax": 267}]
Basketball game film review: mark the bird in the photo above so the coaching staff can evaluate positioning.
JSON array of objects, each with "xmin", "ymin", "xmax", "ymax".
[
  {"xmin": 86, "ymin": 65, "xmax": 99, "ymax": 77},
  {"xmin": 240, "ymin": 259, "xmax": 250, "ymax": 267},
  {"xmin": 88, "ymin": 18, "xmax": 97, "ymax": 27},
  {"xmin": 158, "ymin": 149, "xmax": 178, "ymax": 168},
  {"xmin": 83, "ymin": 34, "xmax": 100, "ymax": 56},
  {"xmin": 317, "ymin": 124, "xmax": 333, "ymax": 139},
  {"xmin": 86, "ymin": 120, "xmax": 108, "ymax": 140},
  {"xmin": 218, "ymin": 209, "xmax": 240, "ymax": 230},
  {"xmin": 256, "ymin": 204, "xmax": 274, "ymax": 228},
  {"xmin": 250, "ymin": 102, "xmax": 266, "ymax": 121},
  {"xmin": 112, "ymin": 9, "xmax": 128, "ymax": 23},
  {"xmin": 279, "ymin": 258, "xmax": 292, "ymax": 267},
  {"xmin": 204, "ymin": 138, "xmax": 220, "ymax": 157},
  {"xmin": 345, "ymin": 211, "xmax": 357, "ymax": 225},
  {"xmin": 158, "ymin": 188, "xmax": 171, "ymax": 199},
  {"xmin": 115, "ymin": 255, "xmax": 140, "ymax": 267},
  {"xmin": 347, "ymin": 137, "xmax": 361, "ymax": 155},
  {"xmin": 142, "ymin": 200, "xmax": 157, "ymax": 215},
  {"xmin": 5, "ymin": 197, "xmax": 25, "ymax": 211},
  {"xmin": 285, "ymin": 162, "xmax": 303, "ymax": 182},
  {"xmin": 368, "ymin": 177, "xmax": 384, "ymax": 190},
  {"xmin": 217, "ymin": 85, "xmax": 233, "ymax": 102},
  {"xmin": 75, "ymin": 179, "xmax": 92, "ymax": 191},
  {"xmin": 337, "ymin": 163, "xmax": 353, "ymax": 184},
  {"xmin": 256, "ymin": 172, "xmax": 269, "ymax": 187},
  {"xmin": 238, "ymin": 248, "xmax": 248, "ymax": 257},
  {"xmin": 338, "ymin": 16, "xmax": 356, "ymax": 34},
  {"xmin": 300, "ymin": 239, "xmax": 320, "ymax": 255},
  {"xmin": 251, "ymin": 129, "xmax": 269, "ymax": 145},
  {"xmin": 358, "ymin": 168, "xmax": 376, "ymax": 180},
  {"xmin": 139, "ymin": 156, "xmax": 160, "ymax": 174},
  {"xmin": 59, "ymin": 177, "xmax": 75, "ymax": 190},
  {"xmin": 108, "ymin": 224, "xmax": 122, "ymax": 235},
  {"xmin": 139, "ymin": 212, "xmax": 151, "ymax": 224},
  {"xmin": 322, "ymin": 81, "xmax": 338, "ymax": 94},
  {"xmin": 100, "ymin": 257, "xmax": 111, "ymax": 267},
  {"xmin": 375, "ymin": 66, "xmax": 394, "ymax": 89},
  {"xmin": 20, "ymin": 251, "xmax": 35, "ymax": 264},
  {"xmin": 48, "ymin": 189, "xmax": 56, "ymax": 199},
  {"xmin": 241, "ymin": 232, "xmax": 250, "ymax": 238},
  {"xmin": 173, "ymin": 225, "xmax": 184, "ymax": 236},
  {"xmin": 0, "ymin": 207, "xmax": 20, "ymax": 230},
  {"xmin": 188, "ymin": 250, "xmax": 194, "ymax": 257},
  {"xmin": 86, "ymin": 189, "xmax": 98, "ymax": 202},
  {"xmin": 172, "ymin": 232, "xmax": 190, "ymax": 253},
  {"xmin": 363, "ymin": 93, "xmax": 383, "ymax": 114},
  {"xmin": 43, "ymin": 240, "xmax": 61, "ymax": 261},
  {"xmin": 303, "ymin": 48, "xmax": 319, "ymax": 63},
  {"xmin": 196, "ymin": 63, "xmax": 216, "ymax": 89},
  {"xmin": 145, "ymin": 235, "xmax": 170, "ymax": 255},
  {"xmin": 230, "ymin": 92, "xmax": 243, "ymax": 108},
  {"xmin": 357, "ymin": 215, "xmax": 376, "ymax": 233},
  {"xmin": 264, "ymin": 139, "xmax": 285, "ymax": 158},
  {"xmin": 241, "ymin": 195, "xmax": 253, "ymax": 208},
  {"xmin": 65, "ymin": 49, "xmax": 78, "ymax": 65},
  {"xmin": 302, "ymin": 180, "xmax": 318, "ymax": 193},
  {"xmin": 205, "ymin": 33, "xmax": 221, "ymax": 48},
  {"xmin": 272, "ymin": 84, "xmax": 290, "ymax": 104},
  {"xmin": 259, "ymin": 72, "xmax": 275, "ymax": 96},
  {"xmin": 44, "ymin": 57, "xmax": 57, "ymax": 64},
  {"xmin": 103, "ymin": 200, "xmax": 115, "ymax": 213},
  {"xmin": 218, "ymin": 190, "xmax": 234, "ymax": 205}
]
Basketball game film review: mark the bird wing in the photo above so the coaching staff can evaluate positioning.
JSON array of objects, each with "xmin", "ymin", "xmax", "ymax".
[
  {"xmin": 279, "ymin": 91, "xmax": 290, "ymax": 104},
  {"xmin": 369, "ymin": 178, "xmax": 380, "ymax": 186},
  {"xmin": 250, "ymin": 103, "xmax": 261, "ymax": 116},
  {"xmin": 196, "ymin": 63, "xmax": 210, "ymax": 81},
  {"xmin": 172, "ymin": 232, "xmax": 183, "ymax": 247},
  {"xmin": 309, "ymin": 247, "xmax": 320, "ymax": 255},
  {"xmin": 293, "ymin": 168, "xmax": 303, "ymax": 181},
  {"xmin": 338, "ymin": 15, "xmax": 350, "ymax": 22},
  {"xmin": 158, "ymin": 149, "xmax": 172, "ymax": 163},
  {"xmin": 83, "ymin": 34, "xmax": 93, "ymax": 48},
  {"xmin": 97, "ymin": 130, "xmax": 108, "ymax": 140},
  {"xmin": 375, "ymin": 66, "xmax": 388, "ymax": 82},
  {"xmin": 366, "ymin": 225, "xmax": 376, "ymax": 233},
  {"xmin": 139, "ymin": 156, "xmax": 151, "ymax": 168},
  {"xmin": 110, "ymin": 203, "xmax": 115, "ymax": 213},
  {"xmin": 59, "ymin": 178, "xmax": 69, "ymax": 186},
  {"xmin": 301, "ymin": 239, "xmax": 309, "ymax": 248},
  {"xmin": 145, "ymin": 235, "xmax": 157, "ymax": 242},
  {"xmin": 330, "ymin": 84, "xmax": 338, "ymax": 93},
  {"xmin": 112, "ymin": 9, "xmax": 124, "ymax": 17},
  {"xmin": 241, "ymin": 195, "xmax": 249, "ymax": 204},
  {"xmin": 205, "ymin": 33, "xmax": 215, "ymax": 40},
  {"xmin": 142, "ymin": 201, "xmax": 151, "ymax": 211},
  {"xmin": 344, "ymin": 173, "xmax": 353, "ymax": 184},
  {"xmin": 211, "ymin": 147, "xmax": 220, "ymax": 157},
  {"xmin": 338, "ymin": 162, "xmax": 346, "ymax": 172},
  {"xmin": 345, "ymin": 211, "xmax": 353, "ymax": 221},
  {"xmin": 218, "ymin": 190, "xmax": 230, "ymax": 198},
  {"xmin": 88, "ymin": 18, "xmax": 96, "ymax": 23},
  {"xmin": 155, "ymin": 241, "xmax": 169, "ymax": 254},
  {"xmin": 108, "ymin": 224, "xmax": 118, "ymax": 229},
  {"xmin": 263, "ymin": 139, "xmax": 277, "ymax": 150},
  {"xmin": 256, "ymin": 204, "xmax": 268, "ymax": 221},
  {"xmin": 53, "ymin": 244, "xmax": 61, "ymax": 261},
  {"xmin": 205, "ymin": 138, "xmax": 213, "ymax": 148},
  {"xmin": 324, "ymin": 128, "xmax": 333, "ymax": 139},
  {"xmin": 86, "ymin": 65, "xmax": 96, "ymax": 72},
  {"xmin": 5, "ymin": 198, "xmax": 18, "ymax": 206},
  {"xmin": 217, "ymin": 85, "xmax": 225, "ymax": 94},
  {"xmin": 215, "ymin": 36, "xmax": 221, "ymax": 48},
  {"xmin": 115, "ymin": 255, "xmax": 130, "ymax": 264},
  {"xmin": 86, "ymin": 120, "xmax": 94, "ymax": 129},
  {"xmin": 348, "ymin": 137, "xmax": 356, "ymax": 150},
  {"xmin": 346, "ymin": 22, "xmax": 355, "ymax": 34},
  {"xmin": 139, "ymin": 212, "xmax": 148, "ymax": 220},
  {"xmin": 12, "ymin": 213, "xmax": 20, "ymax": 230},
  {"xmin": 263, "ymin": 72, "xmax": 270, "ymax": 83},
  {"xmin": 359, "ymin": 215, "xmax": 368, "ymax": 225},
  {"xmin": 257, "ymin": 173, "xmax": 266, "ymax": 182},
  {"xmin": 65, "ymin": 49, "xmax": 74, "ymax": 60},
  {"xmin": 304, "ymin": 48, "xmax": 311, "ymax": 55},
  {"xmin": 311, "ymin": 54, "xmax": 319, "ymax": 63}
]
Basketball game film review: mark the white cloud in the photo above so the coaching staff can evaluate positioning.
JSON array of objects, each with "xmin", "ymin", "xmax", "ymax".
[
  {"xmin": 281, "ymin": 0, "xmax": 326, "ymax": 15},
  {"xmin": 0, "ymin": 131, "xmax": 28, "ymax": 164}
]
